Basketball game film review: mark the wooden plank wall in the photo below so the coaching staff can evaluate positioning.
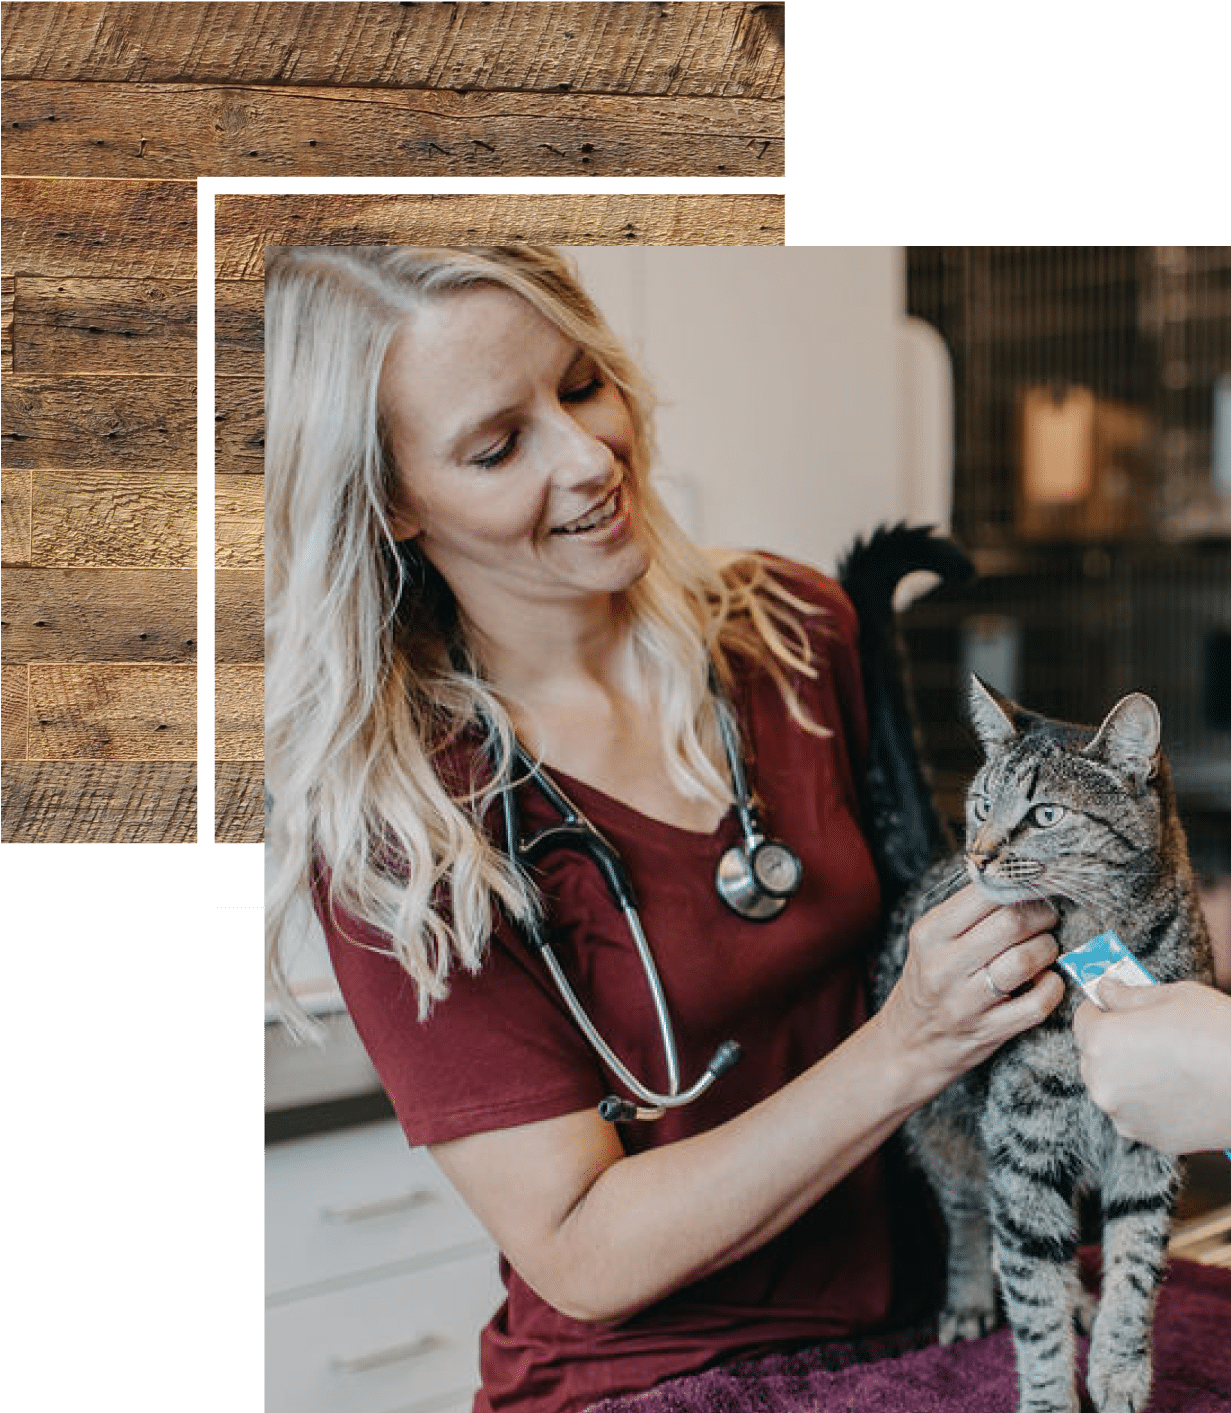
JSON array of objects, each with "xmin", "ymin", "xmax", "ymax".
[{"xmin": 0, "ymin": 1, "xmax": 785, "ymax": 844}]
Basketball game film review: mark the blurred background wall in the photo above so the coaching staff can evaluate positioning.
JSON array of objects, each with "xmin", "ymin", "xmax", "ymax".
[
  {"xmin": 568, "ymin": 245, "xmax": 1231, "ymax": 976},
  {"xmin": 900, "ymin": 247, "xmax": 1230, "ymax": 898},
  {"xmin": 571, "ymin": 246, "xmax": 916, "ymax": 574}
]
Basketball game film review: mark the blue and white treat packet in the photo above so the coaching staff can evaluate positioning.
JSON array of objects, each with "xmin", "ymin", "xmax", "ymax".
[
  {"xmin": 1056, "ymin": 929, "xmax": 1156, "ymax": 1005},
  {"xmin": 1059, "ymin": 929, "xmax": 1231, "ymax": 1161}
]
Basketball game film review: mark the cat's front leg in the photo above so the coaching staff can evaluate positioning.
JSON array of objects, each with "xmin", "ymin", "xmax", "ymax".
[
  {"xmin": 936, "ymin": 1187, "xmax": 997, "ymax": 1344},
  {"xmin": 1087, "ymin": 1138, "xmax": 1179, "ymax": 1413},
  {"xmin": 989, "ymin": 1174, "xmax": 1081, "ymax": 1413},
  {"xmin": 903, "ymin": 1089, "xmax": 998, "ymax": 1342}
]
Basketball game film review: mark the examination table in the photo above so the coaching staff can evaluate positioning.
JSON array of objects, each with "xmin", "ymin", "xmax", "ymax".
[{"xmin": 588, "ymin": 1256, "xmax": 1231, "ymax": 1413}]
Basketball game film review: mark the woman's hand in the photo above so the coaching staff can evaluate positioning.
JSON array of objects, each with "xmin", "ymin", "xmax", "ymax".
[
  {"xmin": 876, "ymin": 885, "xmax": 1064, "ymax": 1106},
  {"xmin": 1072, "ymin": 977, "xmax": 1231, "ymax": 1154}
]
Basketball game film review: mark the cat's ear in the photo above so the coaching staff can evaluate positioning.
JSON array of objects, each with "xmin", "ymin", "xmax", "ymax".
[
  {"xmin": 1083, "ymin": 693, "xmax": 1161, "ymax": 786},
  {"xmin": 967, "ymin": 675, "xmax": 1018, "ymax": 753}
]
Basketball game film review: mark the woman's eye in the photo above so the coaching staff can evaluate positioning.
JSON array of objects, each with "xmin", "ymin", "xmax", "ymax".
[
  {"xmin": 472, "ymin": 431, "xmax": 518, "ymax": 469},
  {"xmin": 972, "ymin": 795, "xmax": 992, "ymax": 821},
  {"xmin": 1030, "ymin": 803, "xmax": 1066, "ymax": 827},
  {"xmin": 561, "ymin": 373, "xmax": 603, "ymax": 404}
]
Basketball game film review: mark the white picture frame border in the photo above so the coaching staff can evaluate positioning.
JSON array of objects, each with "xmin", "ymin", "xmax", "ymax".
[{"xmin": 197, "ymin": 173, "xmax": 915, "ymax": 926}]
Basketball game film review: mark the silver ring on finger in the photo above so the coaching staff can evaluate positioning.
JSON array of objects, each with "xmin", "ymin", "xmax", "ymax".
[{"xmin": 983, "ymin": 963, "xmax": 1012, "ymax": 1001}]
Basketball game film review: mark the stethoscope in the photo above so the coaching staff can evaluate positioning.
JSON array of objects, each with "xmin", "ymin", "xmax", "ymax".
[{"xmin": 497, "ymin": 689, "xmax": 803, "ymax": 1123}]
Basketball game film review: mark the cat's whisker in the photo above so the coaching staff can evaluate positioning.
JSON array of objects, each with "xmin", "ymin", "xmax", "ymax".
[{"xmin": 908, "ymin": 865, "xmax": 966, "ymax": 911}]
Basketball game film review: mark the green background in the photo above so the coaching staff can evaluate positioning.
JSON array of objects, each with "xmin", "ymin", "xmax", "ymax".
[{"xmin": 4, "ymin": 0, "xmax": 1226, "ymax": 1407}]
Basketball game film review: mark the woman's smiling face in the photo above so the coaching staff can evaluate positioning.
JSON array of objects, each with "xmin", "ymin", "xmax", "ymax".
[{"xmin": 379, "ymin": 285, "xmax": 651, "ymax": 629}]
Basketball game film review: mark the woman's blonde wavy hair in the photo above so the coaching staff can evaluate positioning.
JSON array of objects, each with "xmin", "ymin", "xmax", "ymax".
[{"xmin": 265, "ymin": 246, "xmax": 826, "ymax": 1028}]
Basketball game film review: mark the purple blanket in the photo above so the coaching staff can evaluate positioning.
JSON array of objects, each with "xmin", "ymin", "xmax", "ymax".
[{"xmin": 588, "ymin": 1259, "xmax": 1231, "ymax": 1413}]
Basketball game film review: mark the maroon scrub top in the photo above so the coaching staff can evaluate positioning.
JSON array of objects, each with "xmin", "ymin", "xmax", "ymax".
[{"xmin": 320, "ymin": 560, "xmax": 939, "ymax": 1413}]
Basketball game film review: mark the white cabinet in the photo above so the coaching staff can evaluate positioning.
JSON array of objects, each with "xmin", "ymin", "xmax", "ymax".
[{"xmin": 267, "ymin": 1120, "xmax": 502, "ymax": 1413}]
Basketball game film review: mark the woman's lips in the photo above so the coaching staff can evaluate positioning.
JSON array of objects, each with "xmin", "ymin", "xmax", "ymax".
[{"xmin": 551, "ymin": 482, "xmax": 623, "ymax": 536}]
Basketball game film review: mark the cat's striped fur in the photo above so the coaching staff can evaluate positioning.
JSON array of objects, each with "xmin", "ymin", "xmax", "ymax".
[{"xmin": 841, "ymin": 526, "xmax": 1214, "ymax": 1413}]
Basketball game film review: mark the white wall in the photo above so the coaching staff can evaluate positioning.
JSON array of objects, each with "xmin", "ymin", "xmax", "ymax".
[{"xmin": 570, "ymin": 247, "xmax": 911, "ymax": 575}]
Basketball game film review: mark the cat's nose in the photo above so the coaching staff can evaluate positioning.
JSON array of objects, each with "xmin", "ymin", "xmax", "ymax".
[{"xmin": 967, "ymin": 851, "xmax": 992, "ymax": 873}]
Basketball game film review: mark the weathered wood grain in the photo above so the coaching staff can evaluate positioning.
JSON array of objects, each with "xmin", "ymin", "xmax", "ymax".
[
  {"xmin": 27, "ymin": 662, "xmax": 195, "ymax": 759},
  {"xmin": 3, "ymin": 82, "xmax": 782, "ymax": 178},
  {"xmin": 2, "ymin": 0, "xmax": 788, "ymax": 846},
  {"xmin": 30, "ymin": 471, "xmax": 195, "ymax": 566},
  {"xmin": 12, "ymin": 276, "xmax": 258, "ymax": 378},
  {"xmin": 217, "ymin": 279, "xmax": 263, "ymax": 377},
  {"xmin": 216, "ymin": 478, "xmax": 263, "ymax": 569},
  {"xmin": 1, "ymin": 274, "xmax": 12, "ymax": 371},
  {"xmin": 60, "ymin": 263, "xmax": 816, "ymax": 375},
  {"xmin": 4, "ymin": 188, "xmax": 782, "ymax": 287},
  {"xmin": 1, "ymin": 759, "xmax": 196, "ymax": 842},
  {"xmin": 25, "ymin": 471, "xmax": 260, "ymax": 565},
  {"xmin": 215, "ymin": 378, "xmax": 264, "ymax": 475},
  {"xmin": 1, "ymin": 376, "xmax": 195, "ymax": 472},
  {"xmin": 13, "ymin": 276, "xmax": 196, "ymax": 375},
  {"xmin": 1, "ymin": 381, "xmax": 262, "ymax": 486},
  {"xmin": 216, "ymin": 193, "xmax": 784, "ymax": 279},
  {"xmin": 0, "ymin": 763, "xmax": 195, "ymax": 836},
  {"xmin": 0, "ymin": 177, "xmax": 195, "ymax": 279},
  {"xmin": 1, "ymin": 664, "xmax": 27, "ymax": 759},
  {"xmin": 1, "ymin": 465, "xmax": 30, "ymax": 564},
  {"xmin": 2, "ymin": 568, "xmax": 195, "ymax": 662},
  {"xmin": 216, "ymin": 759, "xmax": 264, "ymax": 843},
  {"xmin": 216, "ymin": 663, "xmax": 263, "ymax": 761},
  {"xmin": 1, "ymin": 3, "xmax": 784, "ymax": 99},
  {"xmin": 215, "ymin": 569, "xmax": 262, "ymax": 665},
  {"xmin": 0, "ymin": 568, "xmax": 192, "ymax": 661}
]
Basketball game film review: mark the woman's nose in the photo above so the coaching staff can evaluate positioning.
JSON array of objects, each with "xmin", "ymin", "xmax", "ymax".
[{"xmin": 546, "ymin": 405, "xmax": 615, "ymax": 486}]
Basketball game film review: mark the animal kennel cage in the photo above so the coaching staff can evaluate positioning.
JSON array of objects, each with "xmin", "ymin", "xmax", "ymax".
[{"xmin": 902, "ymin": 247, "xmax": 1231, "ymax": 870}]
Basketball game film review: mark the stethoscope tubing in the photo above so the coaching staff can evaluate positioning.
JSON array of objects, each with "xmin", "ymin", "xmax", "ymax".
[
  {"xmin": 504, "ymin": 749, "xmax": 687, "ymax": 1112},
  {"xmin": 496, "ymin": 685, "xmax": 797, "ymax": 1122}
]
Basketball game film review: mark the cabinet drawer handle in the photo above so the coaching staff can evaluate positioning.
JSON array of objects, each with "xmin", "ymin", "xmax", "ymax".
[
  {"xmin": 331, "ymin": 1331, "xmax": 447, "ymax": 1374},
  {"xmin": 320, "ymin": 1187, "xmax": 437, "ymax": 1224}
]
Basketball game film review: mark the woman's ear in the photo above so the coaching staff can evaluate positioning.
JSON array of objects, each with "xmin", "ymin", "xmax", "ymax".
[
  {"xmin": 387, "ymin": 502, "xmax": 421, "ymax": 543},
  {"xmin": 385, "ymin": 470, "xmax": 420, "ymax": 543}
]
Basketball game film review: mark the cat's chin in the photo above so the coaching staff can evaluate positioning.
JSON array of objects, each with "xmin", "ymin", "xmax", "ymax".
[{"xmin": 969, "ymin": 873, "xmax": 1044, "ymax": 905}]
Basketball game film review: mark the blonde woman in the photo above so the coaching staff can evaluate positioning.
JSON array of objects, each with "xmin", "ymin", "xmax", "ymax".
[{"xmin": 265, "ymin": 247, "xmax": 1063, "ymax": 1413}]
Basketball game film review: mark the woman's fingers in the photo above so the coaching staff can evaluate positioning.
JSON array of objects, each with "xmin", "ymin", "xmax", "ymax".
[
  {"xmin": 985, "ymin": 966, "xmax": 1066, "ymax": 1033},
  {"xmin": 909, "ymin": 883, "xmax": 1003, "ymax": 947},
  {"xmin": 963, "ymin": 897, "xmax": 1058, "ymax": 972},
  {"xmin": 909, "ymin": 887, "xmax": 1058, "ymax": 994},
  {"xmin": 980, "ymin": 930, "xmax": 1061, "ymax": 1003},
  {"xmin": 887, "ymin": 886, "xmax": 1068, "ymax": 1098},
  {"xmin": 1091, "ymin": 975, "xmax": 1156, "ymax": 1011}
]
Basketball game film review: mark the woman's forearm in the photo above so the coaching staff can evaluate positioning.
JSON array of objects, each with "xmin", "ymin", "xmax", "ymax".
[
  {"xmin": 432, "ymin": 890, "xmax": 1063, "ymax": 1324},
  {"xmin": 551, "ymin": 1007, "xmax": 925, "ymax": 1321}
]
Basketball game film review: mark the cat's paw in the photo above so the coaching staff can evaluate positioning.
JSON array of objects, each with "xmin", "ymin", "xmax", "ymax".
[
  {"xmin": 1087, "ymin": 1357, "xmax": 1152, "ymax": 1413},
  {"xmin": 938, "ymin": 1305, "xmax": 998, "ymax": 1343},
  {"xmin": 1072, "ymin": 1287, "xmax": 1099, "ymax": 1335}
]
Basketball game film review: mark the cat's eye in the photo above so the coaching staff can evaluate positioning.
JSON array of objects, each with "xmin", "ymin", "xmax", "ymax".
[
  {"xmin": 1029, "ymin": 804, "xmax": 1067, "ymax": 827},
  {"xmin": 972, "ymin": 795, "xmax": 992, "ymax": 821}
]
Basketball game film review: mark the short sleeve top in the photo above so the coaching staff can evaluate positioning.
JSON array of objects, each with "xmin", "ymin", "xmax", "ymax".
[{"xmin": 319, "ymin": 559, "xmax": 938, "ymax": 1413}]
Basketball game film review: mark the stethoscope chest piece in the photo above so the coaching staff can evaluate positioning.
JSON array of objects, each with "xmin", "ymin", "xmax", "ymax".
[{"xmin": 715, "ymin": 834, "xmax": 803, "ymax": 920}]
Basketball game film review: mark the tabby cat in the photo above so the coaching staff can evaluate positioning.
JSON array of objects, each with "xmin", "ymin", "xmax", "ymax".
[{"xmin": 841, "ymin": 526, "xmax": 1214, "ymax": 1413}]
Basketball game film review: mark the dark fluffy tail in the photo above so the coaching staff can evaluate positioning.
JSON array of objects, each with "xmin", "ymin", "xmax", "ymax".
[{"xmin": 837, "ymin": 523, "xmax": 975, "ymax": 910}]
